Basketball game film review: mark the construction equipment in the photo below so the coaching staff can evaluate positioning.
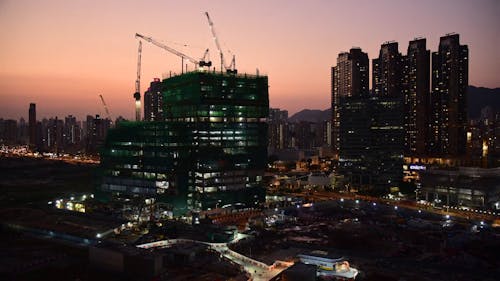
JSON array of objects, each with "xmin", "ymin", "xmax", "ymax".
[
  {"xmin": 205, "ymin": 12, "xmax": 237, "ymax": 74},
  {"xmin": 99, "ymin": 94, "xmax": 113, "ymax": 123},
  {"xmin": 135, "ymin": 33, "xmax": 212, "ymax": 73},
  {"xmin": 201, "ymin": 48, "xmax": 210, "ymax": 66},
  {"xmin": 133, "ymin": 40, "xmax": 142, "ymax": 121}
]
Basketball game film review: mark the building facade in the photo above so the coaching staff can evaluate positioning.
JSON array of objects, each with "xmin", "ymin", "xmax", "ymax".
[
  {"xmin": 373, "ymin": 42, "xmax": 403, "ymax": 98},
  {"xmin": 29, "ymin": 103, "xmax": 37, "ymax": 148},
  {"xmin": 268, "ymin": 108, "xmax": 289, "ymax": 150},
  {"xmin": 144, "ymin": 78, "xmax": 164, "ymax": 122},
  {"xmin": 430, "ymin": 34, "xmax": 468, "ymax": 157},
  {"xmin": 99, "ymin": 71, "xmax": 269, "ymax": 216},
  {"xmin": 403, "ymin": 38, "xmax": 430, "ymax": 156},
  {"xmin": 371, "ymin": 42, "xmax": 405, "ymax": 191},
  {"xmin": 338, "ymin": 96, "xmax": 372, "ymax": 189},
  {"xmin": 331, "ymin": 48, "xmax": 369, "ymax": 152},
  {"xmin": 420, "ymin": 167, "xmax": 500, "ymax": 209}
]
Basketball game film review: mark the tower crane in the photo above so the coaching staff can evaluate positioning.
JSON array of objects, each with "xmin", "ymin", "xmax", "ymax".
[
  {"xmin": 99, "ymin": 94, "xmax": 113, "ymax": 123},
  {"xmin": 204, "ymin": 12, "xmax": 237, "ymax": 74},
  {"xmin": 135, "ymin": 33, "xmax": 212, "ymax": 74},
  {"xmin": 133, "ymin": 40, "xmax": 142, "ymax": 121}
]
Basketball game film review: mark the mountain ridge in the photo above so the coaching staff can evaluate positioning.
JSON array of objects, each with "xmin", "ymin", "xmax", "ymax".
[{"xmin": 288, "ymin": 85, "xmax": 500, "ymax": 122}]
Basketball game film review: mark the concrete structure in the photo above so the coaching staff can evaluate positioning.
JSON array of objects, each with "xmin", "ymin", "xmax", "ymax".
[
  {"xmin": 268, "ymin": 108, "xmax": 289, "ymax": 150},
  {"xmin": 99, "ymin": 71, "xmax": 269, "ymax": 216},
  {"xmin": 86, "ymin": 115, "xmax": 111, "ymax": 155},
  {"xmin": 419, "ymin": 167, "xmax": 500, "ymax": 209},
  {"xmin": 331, "ymin": 48, "xmax": 369, "ymax": 152},
  {"xmin": 144, "ymin": 78, "xmax": 164, "ymax": 121},
  {"xmin": 1, "ymin": 119, "xmax": 18, "ymax": 145},
  {"xmin": 430, "ymin": 34, "xmax": 468, "ymax": 157},
  {"xmin": 333, "ymin": 44, "xmax": 404, "ymax": 194},
  {"xmin": 29, "ymin": 103, "xmax": 37, "ymax": 148},
  {"xmin": 370, "ymin": 42, "xmax": 405, "ymax": 191},
  {"xmin": 373, "ymin": 41, "xmax": 403, "ymax": 98},
  {"xmin": 338, "ymin": 95, "xmax": 372, "ymax": 190},
  {"xmin": 338, "ymin": 96, "xmax": 403, "ymax": 193},
  {"xmin": 403, "ymin": 38, "xmax": 430, "ymax": 156},
  {"xmin": 370, "ymin": 96, "xmax": 404, "ymax": 190}
]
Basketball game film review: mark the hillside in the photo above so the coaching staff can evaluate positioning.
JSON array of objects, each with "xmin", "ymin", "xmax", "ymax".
[
  {"xmin": 288, "ymin": 109, "xmax": 331, "ymax": 123},
  {"xmin": 467, "ymin": 86, "xmax": 500, "ymax": 119},
  {"xmin": 288, "ymin": 86, "xmax": 500, "ymax": 122}
]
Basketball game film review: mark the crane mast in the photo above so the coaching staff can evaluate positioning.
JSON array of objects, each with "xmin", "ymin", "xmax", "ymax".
[
  {"xmin": 204, "ymin": 12, "xmax": 237, "ymax": 74},
  {"xmin": 133, "ymin": 40, "xmax": 142, "ymax": 121},
  {"xmin": 99, "ymin": 94, "xmax": 113, "ymax": 123}
]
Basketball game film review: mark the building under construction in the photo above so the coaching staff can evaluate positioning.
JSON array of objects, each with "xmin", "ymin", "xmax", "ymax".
[{"xmin": 98, "ymin": 71, "xmax": 269, "ymax": 216}]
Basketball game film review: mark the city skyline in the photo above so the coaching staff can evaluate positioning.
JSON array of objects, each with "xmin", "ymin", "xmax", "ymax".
[{"xmin": 1, "ymin": 0, "xmax": 499, "ymax": 120}]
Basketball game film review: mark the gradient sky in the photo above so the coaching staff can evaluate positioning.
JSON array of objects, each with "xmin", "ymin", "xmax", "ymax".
[{"xmin": 1, "ymin": 0, "xmax": 499, "ymax": 120}]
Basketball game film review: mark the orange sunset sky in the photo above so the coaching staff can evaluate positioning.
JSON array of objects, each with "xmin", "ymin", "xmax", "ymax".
[{"xmin": 0, "ymin": 0, "xmax": 499, "ymax": 120}]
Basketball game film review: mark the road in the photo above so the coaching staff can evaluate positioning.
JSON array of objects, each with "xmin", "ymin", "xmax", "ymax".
[
  {"xmin": 291, "ymin": 190, "xmax": 499, "ymax": 222},
  {"xmin": 137, "ymin": 235, "xmax": 291, "ymax": 280}
]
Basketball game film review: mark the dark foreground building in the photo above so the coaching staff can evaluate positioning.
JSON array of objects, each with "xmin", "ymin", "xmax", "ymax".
[
  {"xmin": 420, "ymin": 167, "xmax": 500, "ymax": 209},
  {"xmin": 99, "ymin": 71, "xmax": 269, "ymax": 216},
  {"xmin": 335, "ymin": 43, "xmax": 404, "ymax": 194}
]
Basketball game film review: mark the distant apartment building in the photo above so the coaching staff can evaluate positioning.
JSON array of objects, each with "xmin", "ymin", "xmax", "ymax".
[
  {"xmin": 268, "ymin": 108, "xmax": 289, "ymax": 150},
  {"xmin": 144, "ymin": 78, "xmax": 164, "ymax": 121},
  {"xmin": 429, "ymin": 33, "xmax": 468, "ymax": 157},
  {"xmin": 0, "ymin": 119, "xmax": 18, "ymax": 145},
  {"xmin": 86, "ymin": 115, "xmax": 111, "ymax": 155},
  {"xmin": 467, "ymin": 110, "xmax": 500, "ymax": 168},
  {"xmin": 29, "ymin": 103, "xmax": 37, "ymax": 148},
  {"xmin": 371, "ymin": 42, "xmax": 405, "ymax": 190},
  {"xmin": 331, "ymin": 48, "xmax": 369, "ymax": 152},
  {"xmin": 64, "ymin": 115, "xmax": 82, "ymax": 152},
  {"xmin": 17, "ymin": 117, "xmax": 29, "ymax": 144},
  {"xmin": 372, "ymin": 42, "xmax": 403, "ymax": 98},
  {"xmin": 333, "ymin": 43, "xmax": 405, "ymax": 193},
  {"xmin": 403, "ymin": 38, "xmax": 430, "ymax": 156}
]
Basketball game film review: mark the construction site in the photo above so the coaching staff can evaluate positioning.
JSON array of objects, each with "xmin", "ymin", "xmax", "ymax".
[
  {"xmin": 93, "ymin": 12, "xmax": 269, "ymax": 220},
  {"xmin": 3, "ymin": 9, "xmax": 499, "ymax": 281}
]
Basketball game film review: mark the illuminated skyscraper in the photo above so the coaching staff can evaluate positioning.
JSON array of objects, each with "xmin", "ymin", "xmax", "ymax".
[
  {"xmin": 268, "ymin": 108, "xmax": 288, "ymax": 150},
  {"xmin": 331, "ymin": 48, "xmax": 369, "ymax": 152},
  {"xmin": 144, "ymin": 78, "xmax": 164, "ymax": 122},
  {"xmin": 371, "ymin": 42, "xmax": 404, "ymax": 191},
  {"xmin": 373, "ymin": 42, "xmax": 403, "ymax": 97},
  {"xmin": 403, "ymin": 38, "xmax": 430, "ymax": 156},
  {"xmin": 430, "ymin": 34, "xmax": 468, "ymax": 156},
  {"xmin": 99, "ymin": 71, "xmax": 269, "ymax": 216},
  {"xmin": 29, "ymin": 103, "xmax": 37, "ymax": 148}
]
